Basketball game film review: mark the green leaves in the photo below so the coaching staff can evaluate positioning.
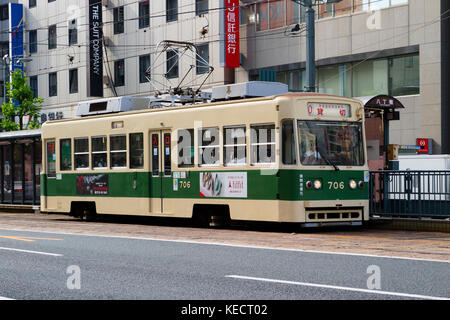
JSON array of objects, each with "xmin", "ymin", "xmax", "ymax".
[{"xmin": 1, "ymin": 69, "xmax": 43, "ymax": 131}]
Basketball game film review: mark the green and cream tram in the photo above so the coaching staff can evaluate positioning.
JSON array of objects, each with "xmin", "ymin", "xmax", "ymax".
[{"xmin": 41, "ymin": 92, "xmax": 369, "ymax": 227}]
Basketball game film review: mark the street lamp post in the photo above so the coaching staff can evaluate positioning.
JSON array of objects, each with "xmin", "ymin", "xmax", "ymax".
[{"xmin": 292, "ymin": 0, "xmax": 342, "ymax": 92}]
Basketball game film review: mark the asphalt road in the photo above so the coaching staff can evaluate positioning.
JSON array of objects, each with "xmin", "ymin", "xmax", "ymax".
[{"xmin": 0, "ymin": 228, "xmax": 449, "ymax": 301}]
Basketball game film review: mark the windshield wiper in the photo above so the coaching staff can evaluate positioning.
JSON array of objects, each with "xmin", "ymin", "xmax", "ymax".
[
  {"xmin": 316, "ymin": 144, "xmax": 340, "ymax": 171},
  {"xmin": 304, "ymin": 121, "xmax": 339, "ymax": 171}
]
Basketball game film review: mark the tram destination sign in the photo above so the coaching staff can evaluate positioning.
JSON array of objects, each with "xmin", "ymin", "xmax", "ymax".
[{"xmin": 307, "ymin": 103, "xmax": 350, "ymax": 118}]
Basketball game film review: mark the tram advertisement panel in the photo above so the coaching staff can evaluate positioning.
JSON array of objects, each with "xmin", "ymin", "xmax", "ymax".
[
  {"xmin": 200, "ymin": 172, "xmax": 247, "ymax": 198},
  {"xmin": 76, "ymin": 174, "xmax": 109, "ymax": 195}
]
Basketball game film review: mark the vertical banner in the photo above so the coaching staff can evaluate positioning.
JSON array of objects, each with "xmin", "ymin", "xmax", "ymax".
[
  {"xmin": 9, "ymin": 3, "xmax": 24, "ymax": 75},
  {"xmin": 88, "ymin": 0, "xmax": 103, "ymax": 97},
  {"xmin": 224, "ymin": 0, "xmax": 240, "ymax": 68}
]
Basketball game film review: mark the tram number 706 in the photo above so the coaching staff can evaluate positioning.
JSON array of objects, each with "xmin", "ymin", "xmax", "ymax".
[{"xmin": 328, "ymin": 181, "xmax": 345, "ymax": 190}]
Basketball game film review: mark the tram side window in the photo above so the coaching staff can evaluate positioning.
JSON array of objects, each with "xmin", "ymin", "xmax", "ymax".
[
  {"xmin": 224, "ymin": 126, "xmax": 246, "ymax": 166},
  {"xmin": 130, "ymin": 133, "xmax": 144, "ymax": 169},
  {"xmin": 250, "ymin": 123, "xmax": 276, "ymax": 165},
  {"xmin": 74, "ymin": 137, "xmax": 89, "ymax": 169},
  {"xmin": 281, "ymin": 120, "xmax": 297, "ymax": 165},
  {"xmin": 198, "ymin": 127, "xmax": 219, "ymax": 166},
  {"xmin": 110, "ymin": 135, "xmax": 127, "ymax": 168},
  {"xmin": 46, "ymin": 140, "xmax": 56, "ymax": 177},
  {"xmin": 178, "ymin": 129, "xmax": 194, "ymax": 167},
  {"xmin": 92, "ymin": 136, "xmax": 107, "ymax": 169},
  {"xmin": 60, "ymin": 138, "xmax": 72, "ymax": 171}
]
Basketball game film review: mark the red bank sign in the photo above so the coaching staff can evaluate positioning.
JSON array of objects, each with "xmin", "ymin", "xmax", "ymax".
[
  {"xmin": 417, "ymin": 138, "xmax": 432, "ymax": 154},
  {"xmin": 224, "ymin": 0, "xmax": 239, "ymax": 68}
]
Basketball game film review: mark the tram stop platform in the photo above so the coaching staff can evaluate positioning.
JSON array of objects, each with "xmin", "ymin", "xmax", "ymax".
[{"xmin": 0, "ymin": 204, "xmax": 40, "ymax": 214}]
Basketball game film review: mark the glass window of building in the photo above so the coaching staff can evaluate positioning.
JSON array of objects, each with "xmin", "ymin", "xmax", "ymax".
[
  {"xmin": 317, "ymin": 2, "xmax": 334, "ymax": 19},
  {"xmin": 0, "ymin": 5, "xmax": 8, "ymax": 21},
  {"xmin": 256, "ymin": 1, "xmax": 269, "ymax": 31},
  {"xmin": 69, "ymin": 68, "xmax": 78, "ymax": 94},
  {"xmin": 29, "ymin": 0, "xmax": 36, "ymax": 8},
  {"xmin": 139, "ymin": 1, "xmax": 150, "ymax": 29},
  {"xmin": 139, "ymin": 55, "xmax": 150, "ymax": 83},
  {"xmin": 352, "ymin": 59, "xmax": 388, "ymax": 97},
  {"xmin": 49, "ymin": 72, "xmax": 57, "ymax": 97},
  {"xmin": 317, "ymin": 64, "xmax": 351, "ymax": 97},
  {"xmin": 48, "ymin": 25, "xmax": 57, "ymax": 49},
  {"xmin": 196, "ymin": 43, "xmax": 209, "ymax": 74},
  {"xmin": 196, "ymin": 0, "xmax": 208, "ymax": 16},
  {"xmin": 114, "ymin": 59, "xmax": 125, "ymax": 87},
  {"xmin": 68, "ymin": 19, "xmax": 77, "ymax": 45},
  {"xmin": 269, "ymin": 0, "xmax": 285, "ymax": 29},
  {"xmin": 29, "ymin": 30, "xmax": 37, "ymax": 53},
  {"xmin": 30, "ymin": 75, "xmax": 38, "ymax": 98},
  {"xmin": 334, "ymin": 0, "xmax": 352, "ymax": 16},
  {"xmin": 114, "ymin": 6, "xmax": 125, "ymax": 34},
  {"xmin": 166, "ymin": 50, "xmax": 179, "ymax": 79},
  {"xmin": 389, "ymin": 54, "xmax": 419, "ymax": 96},
  {"xmin": 167, "ymin": 0, "xmax": 178, "ymax": 22}
]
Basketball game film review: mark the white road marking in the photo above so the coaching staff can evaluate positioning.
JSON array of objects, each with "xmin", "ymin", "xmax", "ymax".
[
  {"xmin": 0, "ymin": 296, "xmax": 14, "ymax": 300},
  {"xmin": 0, "ymin": 246, "xmax": 63, "ymax": 257},
  {"xmin": 226, "ymin": 275, "xmax": 450, "ymax": 300},
  {"xmin": 0, "ymin": 227, "xmax": 449, "ymax": 263}
]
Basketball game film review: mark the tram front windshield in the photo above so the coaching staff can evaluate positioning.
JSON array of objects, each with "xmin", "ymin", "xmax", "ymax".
[{"xmin": 298, "ymin": 120, "xmax": 364, "ymax": 167}]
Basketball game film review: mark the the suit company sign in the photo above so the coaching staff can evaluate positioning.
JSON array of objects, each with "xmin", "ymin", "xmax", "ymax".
[{"xmin": 89, "ymin": 0, "xmax": 103, "ymax": 97}]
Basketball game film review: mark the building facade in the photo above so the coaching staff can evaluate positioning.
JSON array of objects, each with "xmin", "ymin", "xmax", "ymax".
[{"xmin": 0, "ymin": 0, "xmax": 448, "ymax": 155}]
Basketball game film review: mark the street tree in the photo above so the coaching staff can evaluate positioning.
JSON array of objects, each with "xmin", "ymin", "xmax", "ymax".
[{"xmin": 1, "ymin": 69, "xmax": 43, "ymax": 131}]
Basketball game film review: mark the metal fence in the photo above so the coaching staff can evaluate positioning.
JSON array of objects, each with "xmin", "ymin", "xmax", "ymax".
[{"xmin": 370, "ymin": 170, "xmax": 450, "ymax": 218}]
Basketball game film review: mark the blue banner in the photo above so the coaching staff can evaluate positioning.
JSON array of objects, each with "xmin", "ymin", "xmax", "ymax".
[{"xmin": 9, "ymin": 3, "xmax": 24, "ymax": 74}]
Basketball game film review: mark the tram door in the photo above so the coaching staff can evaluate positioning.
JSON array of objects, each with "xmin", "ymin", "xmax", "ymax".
[{"xmin": 149, "ymin": 130, "xmax": 171, "ymax": 213}]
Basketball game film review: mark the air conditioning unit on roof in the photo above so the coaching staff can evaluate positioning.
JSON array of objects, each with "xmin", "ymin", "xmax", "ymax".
[{"xmin": 211, "ymin": 81, "xmax": 288, "ymax": 101}]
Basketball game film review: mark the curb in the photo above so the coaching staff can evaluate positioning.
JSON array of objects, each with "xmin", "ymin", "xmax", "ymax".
[{"xmin": 369, "ymin": 217, "xmax": 450, "ymax": 233}]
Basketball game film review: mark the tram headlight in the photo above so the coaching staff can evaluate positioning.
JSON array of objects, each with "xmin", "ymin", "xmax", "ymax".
[
  {"xmin": 358, "ymin": 181, "xmax": 365, "ymax": 189},
  {"xmin": 349, "ymin": 179, "xmax": 357, "ymax": 189},
  {"xmin": 305, "ymin": 181, "xmax": 313, "ymax": 189},
  {"xmin": 313, "ymin": 180, "xmax": 322, "ymax": 190}
]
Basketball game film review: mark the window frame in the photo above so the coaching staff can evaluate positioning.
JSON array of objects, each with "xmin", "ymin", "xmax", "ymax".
[
  {"xmin": 177, "ymin": 129, "xmax": 194, "ymax": 168},
  {"xmin": 110, "ymin": 134, "xmax": 127, "ymax": 169},
  {"xmin": 60, "ymin": 138, "xmax": 72, "ymax": 171},
  {"xmin": 223, "ymin": 125, "xmax": 247, "ymax": 167},
  {"xmin": 48, "ymin": 72, "xmax": 57, "ymax": 97},
  {"xmin": 48, "ymin": 24, "xmax": 57, "ymax": 50},
  {"xmin": 69, "ymin": 68, "xmax": 78, "ymax": 94},
  {"xmin": 91, "ymin": 136, "xmax": 108, "ymax": 169},
  {"xmin": 114, "ymin": 59, "xmax": 125, "ymax": 87},
  {"xmin": 198, "ymin": 126, "xmax": 220, "ymax": 167},
  {"xmin": 281, "ymin": 119, "xmax": 298, "ymax": 166},
  {"xmin": 74, "ymin": 137, "xmax": 89, "ymax": 170},
  {"xmin": 113, "ymin": 6, "xmax": 125, "ymax": 34},
  {"xmin": 139, "ymin": 1, "xmax": 150, "ymax": 29},
  {"xmin": 129, "ymin": 133, "xmax": 144, "ymax": 169},
  {"xmin": 250, "ymin": 123, "xmax": 276, "ymax": 166}
]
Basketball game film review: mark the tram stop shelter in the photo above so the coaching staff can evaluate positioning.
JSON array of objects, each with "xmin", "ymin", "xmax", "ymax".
[
  {"xmin": 363, "ymin": 95, "xmax": 405, "ymax": 170},
  {"xmin": 0, "ymin": 129, "xmax": 41, "ymax": 206}
]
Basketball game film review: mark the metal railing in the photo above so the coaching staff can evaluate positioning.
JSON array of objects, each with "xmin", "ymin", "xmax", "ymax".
[{"xmin": 370, "ymin": 170, "xmax": 450, "ymax": 218}]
